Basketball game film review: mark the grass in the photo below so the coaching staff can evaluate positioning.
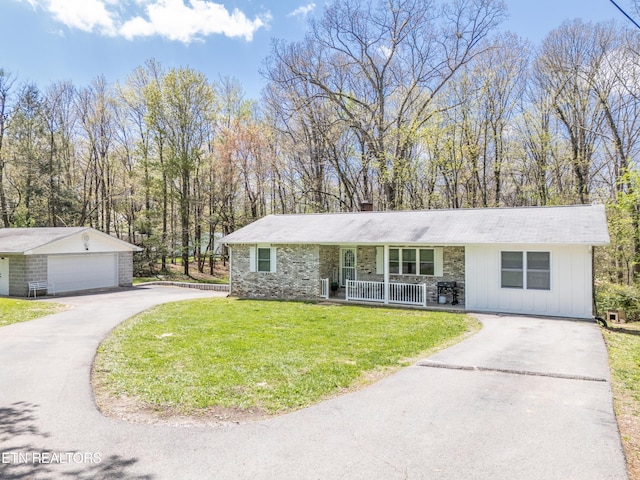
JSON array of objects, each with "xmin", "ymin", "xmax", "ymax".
[
  {"xmin": 0, "ymin": 298, "xmax": 66, "ymax": 327},
  {"xmin": 602, "ymin": 322, "xmax": 640, "ymax": 480},
  {"xmin": 94, "ymin": 298, "xmax": 478, "ymax": 416}
]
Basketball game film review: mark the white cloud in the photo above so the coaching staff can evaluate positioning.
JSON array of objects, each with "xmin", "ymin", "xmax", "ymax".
[
  {"xmin": 120, "ymin": 0, "xmax": 270, "ymax": 43},
  {"xmin": 287, "ymin": 2, "xmax": 315, "ymax": 18},
  {"xmin": 19, "ymin": 0, "xmax": 269, "ymax": 43},
  {"xmin": 46, "ymin": 0, "xmax": 117, "ymax": 34}
]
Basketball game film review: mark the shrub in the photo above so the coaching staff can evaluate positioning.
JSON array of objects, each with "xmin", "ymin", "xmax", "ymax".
[
  {"xmin": 596, "ymin": 281, "xmax": 640, "ymax": 322},
  {"xmin": 133, "ymin": 234, "xmax": 168, "ymax": 276}
]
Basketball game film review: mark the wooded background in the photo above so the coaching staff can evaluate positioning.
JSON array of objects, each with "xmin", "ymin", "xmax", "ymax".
[{"xmin": 0, "ymin": 0, "xmax": 639, "ymax": 297}]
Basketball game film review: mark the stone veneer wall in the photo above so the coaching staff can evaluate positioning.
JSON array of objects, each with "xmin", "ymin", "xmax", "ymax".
[
  {"xmin": 230, "ymin": 244, "xmax": 321, "ymax": 300},
  {"xmin": 230, "ymin": 244, "xmax": 466, "ymax": 304},
  {"xmin": 118, "ymin": 252, "xmax": 134, "ymax": 286},
  {"xmin": 319, "ymin": 245, "xmax": 339, "ymax": 284},
  {"xmin": 356, "ymin": 246, "xmax": 466, "ymax": 304}
]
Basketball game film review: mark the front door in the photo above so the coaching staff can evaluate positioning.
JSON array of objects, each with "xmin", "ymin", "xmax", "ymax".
[
  {"xmin": 0, "ymin": 257, "xmax": 9, "ymax": 295},
  {"xmin": 340, "ymin": 248, "xmax": 356, "ymax": 287}
]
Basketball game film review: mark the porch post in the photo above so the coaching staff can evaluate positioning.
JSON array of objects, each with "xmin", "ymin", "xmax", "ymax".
[{"xmin": 383, "ymin": 244, "xmax": 389, "ymax": 304}]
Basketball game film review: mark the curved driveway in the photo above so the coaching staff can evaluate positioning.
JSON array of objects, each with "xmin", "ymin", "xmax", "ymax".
[{"xmin": 0, "ymin": 287, "xmax": 628, "ymax": 479}]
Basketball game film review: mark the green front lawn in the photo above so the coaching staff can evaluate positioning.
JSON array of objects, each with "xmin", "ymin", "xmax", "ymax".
[
  {"xmin": 94, "ymin": 298, "xmax": 477, "ymax": 416},
  {"xmin": 0, "ymin": 298, "xmax": 66, "ymax": 327},
  {"xmin": 603, "ymin": 323, "xmax": 640, "ymax": 479}
]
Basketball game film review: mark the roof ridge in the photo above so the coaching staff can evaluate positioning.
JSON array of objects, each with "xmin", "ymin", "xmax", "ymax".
[{"xmin": 265, "ymin": 204, "xmax": 601, "ymax": 217}]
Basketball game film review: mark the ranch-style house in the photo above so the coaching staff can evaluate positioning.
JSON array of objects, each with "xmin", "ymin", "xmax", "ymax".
[{"xmin": 220, "ymin": 204, "xmax": 610, "ymax": 319}]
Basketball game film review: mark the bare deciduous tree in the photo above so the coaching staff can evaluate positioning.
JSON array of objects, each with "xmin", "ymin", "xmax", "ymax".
[
  {"xmin": 266, "ymin": 0, "xmax": 506, "ymax": 209},
  {"xmin": 0, "ymin": 69, "xmax": 15, "ymax": 227}
]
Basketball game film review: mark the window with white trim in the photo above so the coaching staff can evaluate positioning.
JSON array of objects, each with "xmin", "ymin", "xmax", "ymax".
[
  {"xmin": 402, "ymin": 249, "xmax": 417, "ymax": 274},
  {"xmin": 501, "ymin": 251, "xmax": 523, "ymax": 288},
  {"xmin": 526, "ymin": 252, "xmax": 551, "ymax": 290},
  {"xmin": 389, "ymin": 248, "xmax": 400, "ymax": 274},
  {"xmin": 501, "ymin": 251, "xmax": 550, "ymax": 290},
  {"xmin": 388, "ymin": 248, "xmax": 441, "ymax": 276},
  {"xmin": 257, "ymin": 247, "xmax": 271, "ymax": 272},
  {"xmin": 419, "ymin": 249, "xmax": 435, "ymax": 276},
  {"xmin": 250, "ymin": 245, "xmax": 276, "ymax": 273}
]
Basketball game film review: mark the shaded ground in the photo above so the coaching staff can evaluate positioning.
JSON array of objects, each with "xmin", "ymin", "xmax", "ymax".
[
  {"xmin": 134, "ymin": 261, "xmax": 229, "ymax": 284},
  {"xmin": 0, "ymin": 401, "xmax": 153, "ymax": 480},
  {"xmin": 0, "ymin": 289, "xmax": 628, "ymax": 479}
]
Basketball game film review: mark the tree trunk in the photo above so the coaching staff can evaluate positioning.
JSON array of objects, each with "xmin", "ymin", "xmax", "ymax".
[
  {"xmin": 181, "ymin": 167, "xmax": 190, "ymax": 276},
  {"xmin": 0, "ymin": 162, "xmax": 9, "ymax": 227}
]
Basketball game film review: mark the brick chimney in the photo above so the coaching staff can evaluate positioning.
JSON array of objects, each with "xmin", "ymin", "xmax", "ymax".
[{"xmin": 360, "ymin": 201, "xmax": 374, "ymax": 212}]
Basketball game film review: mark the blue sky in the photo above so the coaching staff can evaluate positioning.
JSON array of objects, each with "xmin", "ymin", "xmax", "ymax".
[{"xmin": 0, "ymin": 0, "xmax": 631, "ymax": 99}]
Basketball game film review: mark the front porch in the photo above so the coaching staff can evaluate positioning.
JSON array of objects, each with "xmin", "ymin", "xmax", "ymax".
[
  {"xmin": 319, "ymin": 244, "xmax": 465, "ymax": 309},
  {"xmin": 320, "ymin": 278, "xmax": 464, "ymax": 310}
]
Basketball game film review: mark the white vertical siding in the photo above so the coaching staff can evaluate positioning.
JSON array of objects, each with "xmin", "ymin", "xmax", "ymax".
[{"xmin": 465, "ymin": 244, "xmax": 592, "ymax": 319}]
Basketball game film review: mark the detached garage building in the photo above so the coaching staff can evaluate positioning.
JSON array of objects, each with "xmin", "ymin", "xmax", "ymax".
[{"xmin": 0, "ymin": 227, "xmax": 141, "ymax": 296}]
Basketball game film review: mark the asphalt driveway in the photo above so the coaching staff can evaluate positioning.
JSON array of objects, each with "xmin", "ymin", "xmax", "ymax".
[{"xmin": 0, "ymin": 288, "xmax": 628, "ymax": 479}]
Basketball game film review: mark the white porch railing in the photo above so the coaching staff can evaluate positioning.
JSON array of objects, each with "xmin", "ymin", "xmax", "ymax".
[
  {"xmin": 345, "ymin": 280, "xmax": 427, "ymax": 307},
  {"xmin": 345, "ymin": 280, "xmax": 385, "ymax": 303},
  {"xmin": 320, "ymin": 278, "xmax": 329, "ymax": 299},
  {"xmin": 389, "ymin": 282, "xmax": 427, "ymax": 307}
]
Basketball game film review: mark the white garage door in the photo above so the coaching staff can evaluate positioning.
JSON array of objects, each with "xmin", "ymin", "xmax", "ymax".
[{"xmin": 48, "ymin": 254, "xmax": 118, "ymax": 293}]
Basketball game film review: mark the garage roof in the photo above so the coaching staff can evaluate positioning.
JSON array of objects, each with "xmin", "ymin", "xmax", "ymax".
[
  {"xmin": 221, "ymin": 204, "xmax": 610, "ymax": 246},
  {"xmin": 0, "ymin": 227, "xmax": 142, "ymax": 254}
]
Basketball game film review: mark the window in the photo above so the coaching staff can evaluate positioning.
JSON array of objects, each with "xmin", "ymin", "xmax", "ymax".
[
  {"xmin": 257, "ymin": 247, "xmax": 271, "ymax": 273},
  {"xmin": 501, "ymin": 251, "xmax": 550, "ymax": 290},
  {"xmin": 419, "ymin": 249, "xmax": 435, "ymax": 275},
  {"xmin": 389, "ymin": 248, "xmax": 400, "ymax": 274},
  {"xmin": 388, "ymin": 247, "xmax": 441, "ymax": 276},
  {"xmin": 501, "ymin": 251, "xmax": 523, "ymax": 288},
  {"xmin": 527, "ymin": 252, "xmax": 550, "ymax": 290},
  {"xmin": 402, "ymin": 249, "xmax": 417, "ymax": 274},
  {"xmin": 251, "ymin": 245, "xmax": 276, "ymax": 273}
]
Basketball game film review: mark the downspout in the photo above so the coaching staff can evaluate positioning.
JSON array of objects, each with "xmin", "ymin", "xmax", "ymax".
[
  {"xmin": 592, "ymin": 246, "xmax": 597, "ymax": 317},
  {"xmin": 592, "ymin": 245, "xmax": 606, "ymax": 326}
]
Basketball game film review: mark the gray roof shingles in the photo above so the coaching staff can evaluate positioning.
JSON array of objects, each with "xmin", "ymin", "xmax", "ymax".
[
  {"xmin": 221, "ymin": 204, "xmax": 610, "ymax": 246},
  {"xmin": 0, "ymin": 227, "xmax": 89, "ymax": 253}
]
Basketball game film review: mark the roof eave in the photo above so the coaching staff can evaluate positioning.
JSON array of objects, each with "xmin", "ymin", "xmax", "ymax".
[{"xmin": 222, "ymin": 239, "xmax": 611, "ymax": 246}]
